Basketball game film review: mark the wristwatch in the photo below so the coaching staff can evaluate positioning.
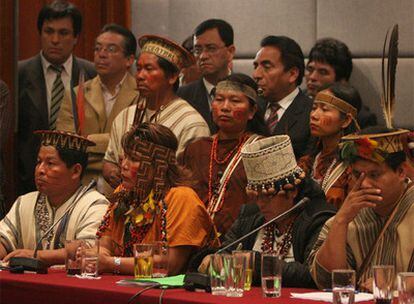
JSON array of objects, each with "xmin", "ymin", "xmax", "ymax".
[{"xmin": 113, "ymin": 256, "xmax": 121, "ymax": 275}]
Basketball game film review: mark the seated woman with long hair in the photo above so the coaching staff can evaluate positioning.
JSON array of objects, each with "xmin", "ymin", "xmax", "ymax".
[
  {"xmin": 298, "ymin": 82, "xmax": 361, "ymax": 208},
  {"xmin": 96, "ymin": 123, "xmax": 216, "ymax": 275},
  {"xmin": 180, "ymin": 73, "xmax": 268, "ymax": 240}
]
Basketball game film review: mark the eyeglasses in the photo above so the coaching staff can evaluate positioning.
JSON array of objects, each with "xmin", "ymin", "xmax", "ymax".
[
  {"xmin": 193, "ymin": 45, "xmax": 227, "ymax": 56},
  {"xmin": 94, "ymin": 44, "xmax": 123, "ymax": 55}
]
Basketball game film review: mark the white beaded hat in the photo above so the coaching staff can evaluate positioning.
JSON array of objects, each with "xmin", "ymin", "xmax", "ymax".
[{"xmin": 241, "ymin": 135, "xmax": 304, "ymax": 194}]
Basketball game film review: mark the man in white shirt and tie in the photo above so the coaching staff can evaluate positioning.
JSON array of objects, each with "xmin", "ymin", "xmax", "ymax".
[
  {"xmin": 18, "ymin": 1, "xmax": 96, "ymax": 195},
  {"xmin": 177, "ymin": 19, "xmax": 235, "ymax": 133},
  {"xmin": 253, "ymin": 35, "xmax": 313, "ymax": 158}
]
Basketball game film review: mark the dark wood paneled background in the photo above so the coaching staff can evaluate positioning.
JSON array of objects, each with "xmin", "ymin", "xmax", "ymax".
[{"xmin": 0, "ymin": 0, "xmax": 131, "ymax": 212}]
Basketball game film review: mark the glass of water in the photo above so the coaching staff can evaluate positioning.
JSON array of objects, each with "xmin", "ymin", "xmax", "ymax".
[
  {"xmin": 332, "ymin": 269, "xmax": 356, "ymax": 304},
  {"xmin": 261, "ymin": 253, "xmax": 283, "ymax": 298},
  {"xmin": 398, "ymin": 272, "xmax": 414, "ymax": 304},
  {"xmin": 373, "ymin": 265, "xmax": 395, "ymax": 304},
  {"xmin": 223, "ymin": 254, "xmax": 246, "ymax": 297},
  {"xmin": 81, "ymin": 238, "xmax": 99, "ymax": 278},
  {"xmin": 209, "ymin": 253, "xmax": 228, "ymax": 296}
]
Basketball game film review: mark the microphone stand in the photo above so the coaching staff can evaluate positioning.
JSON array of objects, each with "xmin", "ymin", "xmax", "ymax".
[
  {"xmin": 9, "ymin": 180, "xmax": 96, "ymax": 274},
  {"xmin": 217, "ymin": 196, "xmax": 310, "ymax": 253},
  {"xmin": 183, "ymin": 197, "xmax": 309, "ymax": 291}
]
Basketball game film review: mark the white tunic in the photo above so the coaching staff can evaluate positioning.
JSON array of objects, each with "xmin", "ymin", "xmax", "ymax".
[
  {"xmin": 104, "ymin": 97, "xmax": 210, "ymax": 163},
  {"xmin": 0, "ymin": 187, "xmax": 109, "ymax": 252}
]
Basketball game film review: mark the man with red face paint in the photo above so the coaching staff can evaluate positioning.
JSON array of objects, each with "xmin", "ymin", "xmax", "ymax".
[
  {"xmin": 0, "ymin": 131, "xmax": 108, "ymax": 265},
  {"xmin": 102, "ymin": 35, "xmax": 209, "ymax": 191},
  {"xmin": 253, "ymin": 36, "xmax": 312, "ymax": 158},
  {"xmin": 181, "ymin": 73, "xmax": 268, "ymax": 239}
]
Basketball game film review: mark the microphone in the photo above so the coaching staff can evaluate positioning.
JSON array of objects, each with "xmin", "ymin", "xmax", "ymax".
[
  {"xmin": 217, "ymin": 196, "xmax": 310, "ymax": 253},
  {"xmin": 9, "ymin": 180, "xmax": 97, "ymax": 274}
]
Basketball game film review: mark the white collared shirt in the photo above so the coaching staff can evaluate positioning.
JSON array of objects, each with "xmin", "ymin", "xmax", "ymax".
[
  {"xmin": 99, "ymin": 73, "xmax": 128, "ymax": 117},
  {"xmin": 40, "ymin": 53, "xmax": 73, "ymax": 116},
  {"xmin": 264, "ymin": 87, "xmax": 299, "ymax": 121}
]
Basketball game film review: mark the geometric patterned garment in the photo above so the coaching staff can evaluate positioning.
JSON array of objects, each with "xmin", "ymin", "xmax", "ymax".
[{"xmin": 308, "ymin": 182, "xmax": 414, "ymax": 289}]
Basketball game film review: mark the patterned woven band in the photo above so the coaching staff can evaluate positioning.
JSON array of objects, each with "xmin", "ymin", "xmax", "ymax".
[
  {"xmin": 34, "ymin": 130, "xmax": 95, "ymax": 153},
  {"xmin": 139, "ymin": 34, "xmax": 195, "ymax": 70},
  {"xmin": 215, "ymin": 80, "xmax": 258, "ymax": 103},
  {"xmin": 315, "ymin": 92, "xmax": 358, "ymax": 118}
]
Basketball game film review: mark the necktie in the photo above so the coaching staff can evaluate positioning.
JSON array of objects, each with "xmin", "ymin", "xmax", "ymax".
[
  {"xmin": 49, "ymin": 65, "xmax": 64, "ymax": 130},
  {"xmin": 266, "ymin": 102, "xmax": 281, "ymax": 133}
]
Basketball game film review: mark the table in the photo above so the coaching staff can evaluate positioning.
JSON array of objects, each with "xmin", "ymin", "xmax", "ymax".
[{"xmin": 0, "ymin": 269, "xmax": 373, "ymax": 304}]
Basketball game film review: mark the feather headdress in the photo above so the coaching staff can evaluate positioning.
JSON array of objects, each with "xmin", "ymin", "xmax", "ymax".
[
  {"xmin": 340, "ymin": 24, "xmax": 410, "ymax": 164},
  {"xmin": 381, "ymin": 24, "xmax": 398, "ymax": 129}
]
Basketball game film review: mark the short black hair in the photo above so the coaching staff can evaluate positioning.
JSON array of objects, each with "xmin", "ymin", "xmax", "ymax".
[
  {"xmin": 260, "ymin": 35, "xmax": 305, "ymax": 86},
  {"xmin": 217, "ymin": 73, "xmax": 269, "ymax": 136},
  {"xmin": 194, "ymin": 19, "xmax": 234, "ymax": 46},
  {"xmin": 100, "ymin": 23, "xmax": 137, "ymax": 57},
  {"xmin": 182, "ymin": 35, "xmax": 194, "ymax": 53},
  {"xmin": 56, "ymin": 147, "xmax": 88, "ymax": 178},
  {"xmin": 309, "ymin": 38, "xmax": 353, "ymax": 81},
  {"xmin": 357, "ymin": 126, "xmax": 406, "ymax": 170},
  {"xmin": 157, "ymin": 57, "xmax": 180, "ymax": 92},
  {"xmin": 37, "ymin": 0, "xmax": 82, "ymax": 36}
]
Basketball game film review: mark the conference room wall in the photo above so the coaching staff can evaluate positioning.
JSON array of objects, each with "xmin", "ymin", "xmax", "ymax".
[{"xmin": 131, "ymin": 0, "xmax": 414, "ymax": 129}]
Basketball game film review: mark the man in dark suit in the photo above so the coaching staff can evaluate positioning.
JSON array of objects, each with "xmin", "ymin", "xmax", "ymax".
[
  {"xmin": 253, "ymin": 36, "xmax": 312, "ymax": 158},
  {"xmin": 18, "ymin": 1, "xmax": 96, "ymax": 195},
  {"xmin": 177, "ymin": 19, "xmax": 235, "ymax": 133}
]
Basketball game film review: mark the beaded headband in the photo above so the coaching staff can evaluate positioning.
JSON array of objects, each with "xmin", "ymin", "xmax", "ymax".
[
  {"xmin": 215, "ymin": 80, "xmax": 258, "ymax": 103},
  {"xmin": 122, "ymin": 127, "xmax": 176, "ymax": 201},
  {"xmin": 242, "ymin": 135, "xmax": 305, "ymax": 195},
  {"xmin": 34, "ymin": 130, "xmax": 95, "ymax": 153},
  {"xmin": 139, "ymin": 34, "xmax": 195, "ymax": 70},
  {"xmin": 315, "ymin": 92, "xmax": 358, "ymax": 118},
  {"xmin": 340, "ymin": 129, "xmax": 410, "ymax": 163}
]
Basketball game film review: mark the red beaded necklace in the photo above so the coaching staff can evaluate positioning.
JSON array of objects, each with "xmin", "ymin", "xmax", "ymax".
[
  {"xmin": 207, "ymin": 134, "xmax": 249, "ymax": 213},
  {"xmin": 261, "ymin": 217, "xmax": 296, "ymax": 258}
]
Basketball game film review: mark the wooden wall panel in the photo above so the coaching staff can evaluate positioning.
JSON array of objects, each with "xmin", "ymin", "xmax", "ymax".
[
  {"xmin": 0, "ymin": 0, "xmax": 17, "ymax": 212},
  {"xmin": 19, "ymin": 0, "xmax": 131, "ymax": 61},
  {"xmin": 0, "ymin": 0, "xmax": 132, "ymax": 211}
]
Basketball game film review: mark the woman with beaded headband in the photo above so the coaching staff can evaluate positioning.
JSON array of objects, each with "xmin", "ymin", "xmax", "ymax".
[
  {"xmin": 96, "ymin": 123, "xmax": 216, "ymax": 275},
  {"xmin": 298, "ymin": 82, "xmax": 361, "ymax": 208},
  {"xmin": 181, "ymin": 73, "xmax": 268, "ymax": 239}
]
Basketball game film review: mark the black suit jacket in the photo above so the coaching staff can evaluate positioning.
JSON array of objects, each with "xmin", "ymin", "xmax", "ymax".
[
  {"xmin": 221, "ymin": 178, "xmax": 336, "ymax": 288},
  {"xmin": 17, "ymin": 54, "xmax": 96, "ymax": 195},
  {"xmin": 258, "ymin": 90, "xmax": 313, "ymax": 158},
  {"xmin": 177, "ymin": 79, "xmax": 216, "ymax": 133}
]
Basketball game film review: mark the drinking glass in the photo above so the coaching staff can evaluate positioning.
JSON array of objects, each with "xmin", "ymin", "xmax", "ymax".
[
  {"xmin": 209, "ymin": 253, "xmax": 228, "ymax": 296},
  {"xmin": 152, "ymin": 241, "xmax": 169, "ymax": 278},
  {"xmin": 224, "ymin": 254, "xmax": 246, "ymax": 297},
  {"xmin": 261, "ymin": 253, "xmax": 283, "ymax": 298},
  {"xmin": 373, "ymin": 265, "xmax": 395, "ymax": 304},
  {"xmin": 133, "ymin": 243, "xmax": 154, "ymax": 279},
  {"xmin": 81, "ymin": 239, "xmax": 99, "ymax": 278},
  {"xmin": 332, "ymin": 269, "xmax": 356, "ymax": 304},
  {"xmin": 233, "ymin": 250, "xmax": 255, "ymax": 291},
  {"xmin": 65, "ymin": 239, "xmax": 83, "ymax": 276},
  {"xmin": 398, "ymin": 272, "xmax": 414, "ymax": 304}
]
